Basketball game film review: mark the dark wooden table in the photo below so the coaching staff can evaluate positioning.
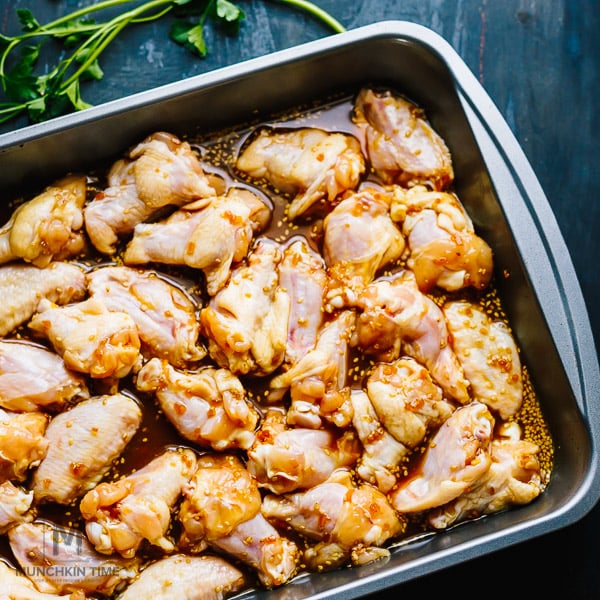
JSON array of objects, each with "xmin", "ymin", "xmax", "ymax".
[{"xmin": 1, "ymin": 0, "xmax": 599, "ymax": 597}]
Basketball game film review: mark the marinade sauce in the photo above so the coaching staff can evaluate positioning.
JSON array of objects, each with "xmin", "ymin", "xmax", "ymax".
[{"xmin": 0, "ymin": 90, "xmax": 553, "ymax": 591}]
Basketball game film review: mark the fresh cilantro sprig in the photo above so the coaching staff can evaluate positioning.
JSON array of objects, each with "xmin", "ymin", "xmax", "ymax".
[
  {"xmin": 170, "ymin": 0, "xmax": 245, "ymax": 57},
  {"xmin": 0, "ymin": 0, "xmax": 345, "ymax": 127}
]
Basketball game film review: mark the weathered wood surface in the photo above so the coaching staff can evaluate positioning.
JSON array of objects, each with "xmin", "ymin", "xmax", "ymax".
[{"xmin": 1, "ymin": 1, "xmax": 599, "ymax": 597}]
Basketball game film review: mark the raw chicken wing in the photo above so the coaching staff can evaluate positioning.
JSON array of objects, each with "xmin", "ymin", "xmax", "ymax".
[
  {"xmin": 353, "ymin": 87, "xmax": 454, "ymax": 189},
  {"xmin": 269, "ymin": 310, "xmax": 356, "ymax": 429},
  {"xmin": 350, "ymin": 389, "xmax": 408, "ymax": 493},
  {"xmin": 128, "ymin": 132, "xmax": 216, "ymax": 208},
  {"xmin": 428, "ymin": 423, "xmax": 542, "ymax": 529},
  {"xmin": 0, "ymin": 407, "xmax": 48, "ymax": 482},
  {"xmin": 8, "ymin": 520, "xmax": 139, "ymax": 596},
  {"xmin": 84, "ymin": 132, "xmax": 217, "ymax": 255},
  {"xmin": 355, "ymin": 270, "xmax": 470, "ymax": 403},
  {"xmin": 262, "ymin": 469, "xmax": 404, "ymax": 570},
  {"xmin": 178, "ymin": 453, "xmax": 299, "ymax": 588},
  {"xmin": 323, "ymin": 186, "xmax": 405, "ymax": 311},
  {"xmin": 87, "ymin": 266, "xmax": 205, "ymax": 367},
  {"xmin": 0, "ymin": 174, "xmax": 87, "ymax": 268},
  {"xmin": 278, "ymin": 238, "xmax": 327, "ymax": 365},
  {"xmin": 28, "ymin": 298, "xmax": 141, "ymax": 379},
  {"xmin": 366, "ymin": 357, "xmax": 455, "ymax": 449},
  {"xmin": 84, "ymin": 158, "xmax": 140, "ymax": 254},
  {"xmin": 236, "ymin": 126, "xmax": 366, "ymax": 220},
  {"xmin": 444, "ymin": 300, "xmax": 523, "ymax": 419},
  {"xmin": 200, "ymin": 239, "xmax": 290, "ymax": 375},
  {"xmin": 179, "ymin": 454, "xmax": 261, "ymax": 545},
  {"xmin": 0, "ymin": 340, "xmax": 89, "ymax": 412},
  {"xmin": 80, "ymin": 448, "xmax": 197, "ymax": 558},
  {"xmin": 135, "ymin": 358, "xmax": 259, "ymax": 451},
  {"xmin": 32, "ymin": 394, "xmax": 142, "ymax": 504},
  {"xmin": 350, "ymin": 358, "xmax": 454, "ymax": 493},
  {"xmin": 117, "ymin": 554, "xmax": 246, "ymax": 600},
  {"xmin": 0, "ymin": 480, "xmax": 33, "ymax": 533},
  {"xmin": 390, "ymin": 185, "xmax": 493, "ymax": 291},
  {"xmin": 123, "ymin": 187, "xmax": 271, "ymax": 295},
  {"xmin": 390, "ymin": 401, "xmax": 494, "ymax": 513},
  {"xmin": 247, "ymin": 408, "xmax": 360, "ymax": 494},
  {"xmin": 0, "ymin": 261, "xmax": 86, "ymax": 337}
]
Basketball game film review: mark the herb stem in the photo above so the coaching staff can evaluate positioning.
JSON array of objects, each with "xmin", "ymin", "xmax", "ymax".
[
  {"xmin": 61, "ymin": 20, "xmax": 129, "ymax": 90},
  {"xmin": 0, "ymin": 0, "xmax": 347, "ymax": 127},
  {"xmin": 274, "ymin": 0, "xmax": 346, "ymax": 33},
  {"xmin": 60, "ymin": 1, "xmax": 178, "ymax": 89},
  {"xmin": 36, "ymin": 0, "xmax": 140, "ymax": 32}
]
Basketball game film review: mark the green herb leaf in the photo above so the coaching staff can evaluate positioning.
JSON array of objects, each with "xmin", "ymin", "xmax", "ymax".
[
  {"xmin": 63, "ymin": 79, "xmax": 92, "ymax": 111},
  {"xmin": 26, "ymin": 95, "xmax": 48, "ymax": 122},
  {"xmin": 3, "ymin": 44, "xmax": 42, "ymax": 103},
  {"xmin": 170, "ymin": 20, "xmax": 207, "ymax": 57},
  {"xmin": 74, "ymin": 47, "xmax": 104, "ymax": 81},
  {"xmin": 59, "ymin": 19, "xmax": 97, "ymax": 47},
  {"xmin": 216, "ymin": 0, "xmax": 244, "ymax": 23},
  {"xmin": 16, "ymin": 8, "xmax": 40, "ymax": 33},
  {"xmin": 35, "ymin": 73, "xmax": 52, "ymax": 97}
]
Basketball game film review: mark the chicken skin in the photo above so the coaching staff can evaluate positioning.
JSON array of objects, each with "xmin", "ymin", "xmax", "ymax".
[
  {"xmin": 350, "ymin": 358, "xmax": 455, "ymax": 493},
  {"xmin": 117, "ymin": 554, "xmax": 246, "ymax": 600},
  {"xmin": 278, "ymin": 238, "xmax": 327, "ymax": 365},
  {"xmin": 355, "ymin": 270, "xmax": 470, "ymax": 403},
  {"xmin": 390, "ymin": 401, "xmax": 494, "ymax": 513},
  {"xmin": 87, "ymin": 266, "xmax": 206, "ymax": 367},
  {"xmin": 0, "ymin": 561, "xmax": 85, "ymax": 600},
  {"xmin": 0, "ymin": 480, "xmax": 33, "ymax": 533},
  {"xmin": 269, "ymin": 310, "xmax": 356, "ymax": 429},
  {"xmin": 135, "ymin": 358, "xmax": 259, "ymax": 451},
  {"xmin": 322, "ymin": 187, "xmax": 405, "ymax": 311},
  {"xmin": 389, "ymin": 185, "xmax": 493, "ymax": 292},
  {"xmin": 0, "ymin": 261, "xmax": 86, "ymax": 337},
  {"xmin": 0, "ymin": 340, "xmax": 89, "ymax": 413},
  {"xmin": 428, "ymin": 424, "xmax": 542, "ymax": 529},
  {"xmin": 178, "ymin": 453, "xmax": 299, "ymax": 588},
  {"xmin": 80, "ymin": 448, "xmax": 197, "ymax": 558},
  {"xmin": 366, "ymin": 357, "xmax": 455, "ymax": 449},
  {"xmin": 350, "ymin": 389, "xmax": 409, "ymax": 493},
  {"xmin": 123, "ymin": 187, "xmax": 271, "ymax": 295},
  {"xmin": 84, "ymin": 131, "xmax": 217, "ymax": 255},
  {"xmin": 179, "ymin": 453, "xmax": 261, "ymax": 545},
  {"xmin": 353, "ymin": 87, "xmax": 454, "ymax": 189},
  {"xmin": 0, "ymin": 407, "xmax": 48, "ymax": 482},
  {"xmin": 262, "ymin": 468, "xmax": 404, "ymax": 570},
  {"xmin": 32, "ymin": 394, "xmax": 142, "ymax": 504},
  {"xmin": 28, "ymin": 298, "xmax": 141, "ymax": 380},
  {"xmin": 247, "ymin": 408, "xmax": 360, "ymax": 494},
  {"xmin": 236, "ymin": 126, "xmax": 366, "ymax": 220},
  {"xmin": 443, "ymin": 300, "xmax": 523, "ymax": 419},
  {"xmin": 200, "ymin": 238, "xmax": 290, "ymax": 376},
  {"xmin": 0, "ymin": 174, "xmax": 87, "ymax": 268},
  {"xmin": 84, "ymin": 158, "xmax": 140, "ymax": 255},
  {"xmin": 8, "ymin": 520, "xmax": 139, "ymax": 596}
]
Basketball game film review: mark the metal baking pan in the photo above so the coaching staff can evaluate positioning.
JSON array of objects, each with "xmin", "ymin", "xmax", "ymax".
[{"xmin": 1, "ymin": 20, "xmax": 599, "ymax": 600}]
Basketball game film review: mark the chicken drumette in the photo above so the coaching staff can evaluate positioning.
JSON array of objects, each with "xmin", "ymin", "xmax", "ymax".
[{"xmin": 236, "ymin": 126, "xmax": 365, "ymax": 220}]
